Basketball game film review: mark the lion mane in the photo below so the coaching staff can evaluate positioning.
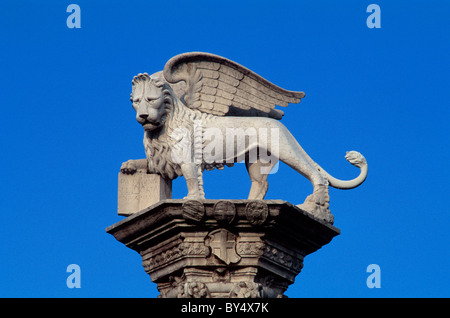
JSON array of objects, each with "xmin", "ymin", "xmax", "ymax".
[{"xmin": 138, "ymin": 75, "xmax": 209, "ymax": 180}]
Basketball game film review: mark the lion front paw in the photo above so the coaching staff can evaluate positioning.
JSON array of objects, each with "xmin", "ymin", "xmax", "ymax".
[{"xmin": 120, "ymin": 160, "xmax": 137, "ymax": 175}]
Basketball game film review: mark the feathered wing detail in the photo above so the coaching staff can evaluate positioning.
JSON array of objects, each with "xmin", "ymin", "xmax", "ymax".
[{"xmin": 163, "ymin": 52, "xmax": 305, "ymax": 119}]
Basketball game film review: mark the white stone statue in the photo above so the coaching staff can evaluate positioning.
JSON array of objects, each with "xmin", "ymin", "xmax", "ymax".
[{"xmin": 120, "ymin": 52, "xmax": 367, "ymax": 223}]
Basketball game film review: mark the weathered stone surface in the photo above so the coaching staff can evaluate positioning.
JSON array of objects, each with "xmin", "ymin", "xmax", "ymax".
[
  {"xmin": 106, "ymin": 199, "xmax": 340, "ymax": 298},
  {"xmin": 117, "ymin": 169, "xmax": 172, "ymax": 216},
  {"xmin": 206, "ymin": 228, "xmax": 241, "ymax": 265}
]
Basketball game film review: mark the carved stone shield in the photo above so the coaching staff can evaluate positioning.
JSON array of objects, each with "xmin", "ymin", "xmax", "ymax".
[
  {"xmin": 213, "ymin": 201, "xmax": 236, "ymax": 224},
  {"xmin": 245, "ymin": 200, "xmax": 269, "ymax": 225},
  {"xmin": 182, "ymin": 200, "xmax": 205, "ymax": 222},
  {"xmin": 206, "ymin": 229, "xmax": 241, "ymax": 265}
]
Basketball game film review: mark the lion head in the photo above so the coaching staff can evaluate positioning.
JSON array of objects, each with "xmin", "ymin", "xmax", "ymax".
[{"xmin": 131, "ymin": 73, "xmax": 173, "ymax": 131}]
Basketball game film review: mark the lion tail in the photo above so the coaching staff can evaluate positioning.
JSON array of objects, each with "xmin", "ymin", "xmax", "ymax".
[{"xmin": 316, "ymin": 151, "xmax": 368, "ymax": 190}]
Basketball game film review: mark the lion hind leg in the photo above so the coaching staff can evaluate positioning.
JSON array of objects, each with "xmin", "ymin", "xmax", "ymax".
[
  {"xmin": 295, "ymin": 167, "xmax": 333, "ymax": 223},
  {"xmin": 246, "ymin": 159, "xmax": 276, "ymax": 200},
  {"xmin": 297, "ymin": 183, "xmax": 333, "ymax": 224},
  {"xmin": 274, "ymin": 128, "xmax": 333, "ymax": 222}
]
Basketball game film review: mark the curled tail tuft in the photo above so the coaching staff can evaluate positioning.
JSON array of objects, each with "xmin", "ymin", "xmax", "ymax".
[
  {"xmin": 318, "ymin": 151, "xmax": 368, "ymax": 190},
  {"xmin": 345, "ymin": 151, "xmax": 367, "ymax": 168}
]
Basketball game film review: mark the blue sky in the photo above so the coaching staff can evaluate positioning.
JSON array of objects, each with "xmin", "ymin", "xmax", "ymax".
[{"xmin": 0, "ymin": 0, "xmax": 448, "ymax": 297}]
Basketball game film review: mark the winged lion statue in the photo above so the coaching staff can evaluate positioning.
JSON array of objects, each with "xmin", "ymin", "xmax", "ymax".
[{"xmin": 120, "ymin": 52, "xmax": 368, "ymax": 223}]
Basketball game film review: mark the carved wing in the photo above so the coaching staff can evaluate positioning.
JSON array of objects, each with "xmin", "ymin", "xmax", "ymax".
[{"xmin": 163, "ymin": 52, "xmax": 305, "ymax": 120}]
